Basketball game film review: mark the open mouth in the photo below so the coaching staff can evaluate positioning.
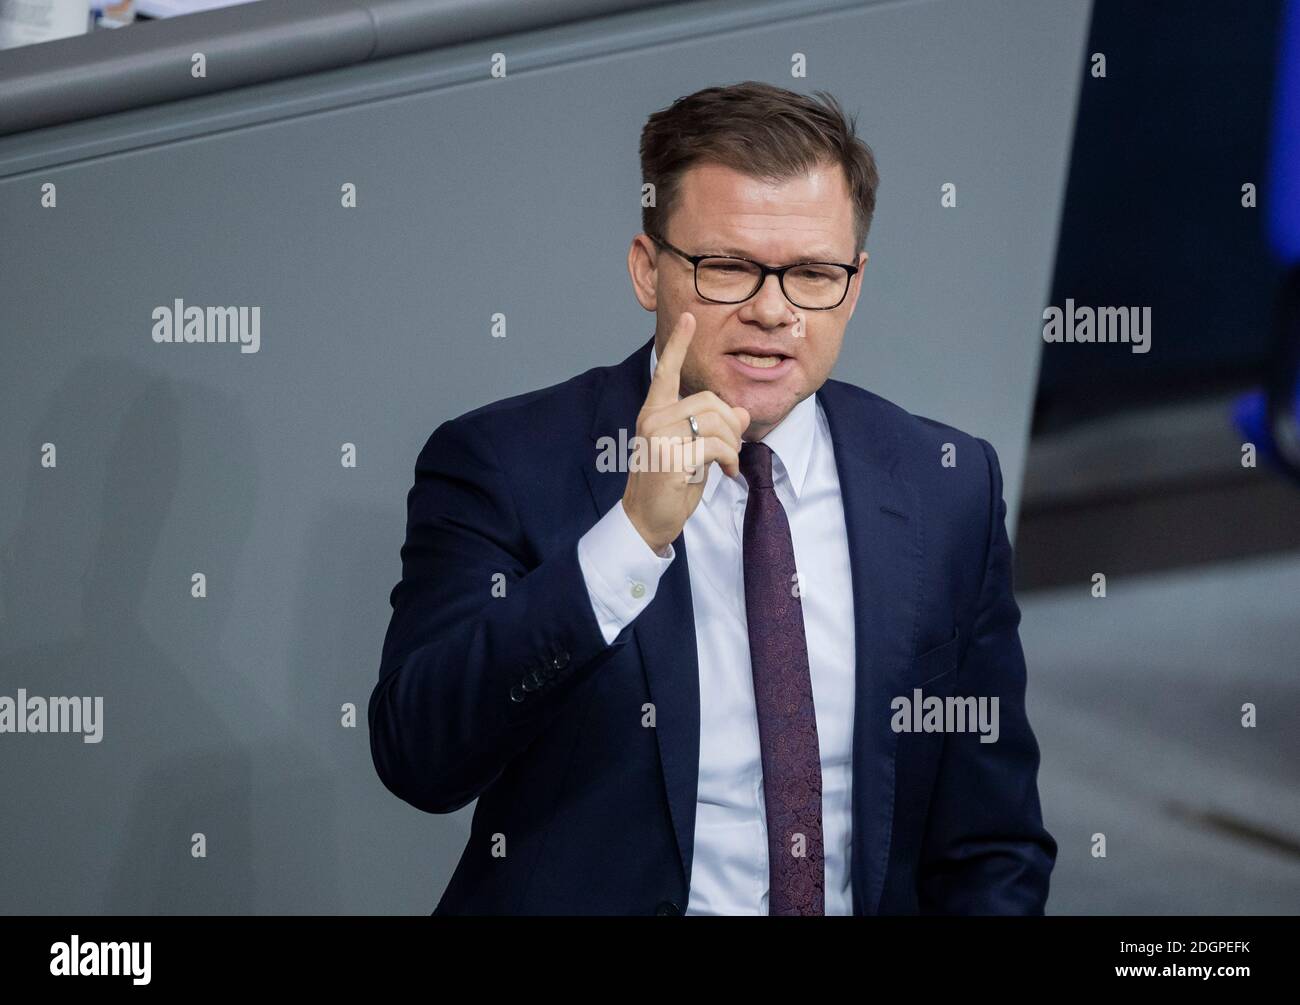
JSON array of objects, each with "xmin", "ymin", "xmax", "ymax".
[{"xmin": 728, "ymin": 350, "xmax": 791, "ymax": 369}]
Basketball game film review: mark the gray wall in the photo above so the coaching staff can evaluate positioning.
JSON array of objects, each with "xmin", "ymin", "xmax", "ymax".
[{"xmin": 0, "ymin": 0, "xmax": 1090, "ymax": 913}]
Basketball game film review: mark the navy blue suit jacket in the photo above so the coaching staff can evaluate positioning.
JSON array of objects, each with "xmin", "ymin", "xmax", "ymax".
[{"xmin": 369, "ymin": 336, "xmax": 1056, "ymax": 915}]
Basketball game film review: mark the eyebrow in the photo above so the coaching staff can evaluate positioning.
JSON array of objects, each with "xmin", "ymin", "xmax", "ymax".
[{"xmin": 706, "ymin": 245, "xmax": 848, "ymax": 263}]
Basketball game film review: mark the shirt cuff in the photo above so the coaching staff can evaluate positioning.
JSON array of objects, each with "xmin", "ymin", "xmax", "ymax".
[{"xmin": 577, "ymin": 499, "xmax": 676, "ymax": 645}]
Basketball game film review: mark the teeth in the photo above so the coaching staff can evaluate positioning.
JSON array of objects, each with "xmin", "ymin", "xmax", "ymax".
[{"xmin": 735, "ymin": 352, "xmax": 781, "ymax": 368}]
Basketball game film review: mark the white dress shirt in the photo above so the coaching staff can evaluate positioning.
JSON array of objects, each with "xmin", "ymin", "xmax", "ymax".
[{"xmin": 577, "ymin": 345, "xmax": 856, "ymax": 915}]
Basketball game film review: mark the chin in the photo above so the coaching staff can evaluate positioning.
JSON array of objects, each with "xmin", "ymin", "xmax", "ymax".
[{"xmin": 730, "ymin": 385, "xmax": 799, "ymax": 431}]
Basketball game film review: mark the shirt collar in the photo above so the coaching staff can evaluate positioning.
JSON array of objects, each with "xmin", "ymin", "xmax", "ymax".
[{"xmin": 648, "ymin": 341, "xmax": 818, "ymax": 504}]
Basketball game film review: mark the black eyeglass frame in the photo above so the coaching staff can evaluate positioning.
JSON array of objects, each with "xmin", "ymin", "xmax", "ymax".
[{"xmin": 648, "ymin": 233, "xmax": 861, "ymax": 310}]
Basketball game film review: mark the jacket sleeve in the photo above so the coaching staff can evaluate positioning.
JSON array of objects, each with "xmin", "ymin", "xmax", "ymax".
[
  {"xmin": 368, "ymin": 414, "xmax": 632, "ymax": 814},
  {"xmin": 916, "ymin": 436, "xmax": 1057, "ymax": 913}
]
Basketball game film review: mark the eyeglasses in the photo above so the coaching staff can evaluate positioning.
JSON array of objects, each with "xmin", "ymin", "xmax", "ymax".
[{"xmin": 648, "ymin": 234, "xmax": 859, "ymax": 310}]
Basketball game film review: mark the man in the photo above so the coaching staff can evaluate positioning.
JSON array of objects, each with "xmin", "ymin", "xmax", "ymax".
[{"xmin": 368, "ymin": 81, "xmax": 1056, "ymax": 915}]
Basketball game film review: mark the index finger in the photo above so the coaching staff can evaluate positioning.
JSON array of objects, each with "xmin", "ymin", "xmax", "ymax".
[{"xmin": 646, "ymin": 312, "xmax": 696, "ymax": 407}]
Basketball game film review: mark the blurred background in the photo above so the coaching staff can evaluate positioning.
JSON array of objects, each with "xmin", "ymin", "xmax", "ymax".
[
  {"xmin": 0, "ymin": 0, "xmax": 260, "ymax": 48},
  {"xmin": 0, "ymin": 0, "xmax": 1296, "ymax": 914},
  {"xmin": 1017, "ymin": 0, "xmax": 1300, "ymax": 913}
]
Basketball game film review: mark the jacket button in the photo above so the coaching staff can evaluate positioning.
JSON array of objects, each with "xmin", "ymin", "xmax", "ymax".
[
  {"xmin": 654, "ymin": 900, "xmax": 681, "ymax": 916},
  {"xmin": 523, "ymin": 670, "xmax": 544, "ymax": 690},
  {"xmin": 509, "ymin": 684, "xmax": 526, "ymax": 703},
  {"xmin": 551, "ymin": 651, "xmax": 570, "ymax": 670}
]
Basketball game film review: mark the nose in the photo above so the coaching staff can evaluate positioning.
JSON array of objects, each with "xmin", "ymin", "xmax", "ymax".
[{"xmin": 745, "ymin": 273, "xmax": 798, "ymax": 328}]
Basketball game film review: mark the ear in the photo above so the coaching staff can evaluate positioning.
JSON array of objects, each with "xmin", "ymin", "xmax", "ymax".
[
  {"xmin": 843, "ymin": 250, "xmax": 869, "ymax": 316},
  {"xmin": 628, "ymin": 234, "xmax": 659, "ymax": 311}
]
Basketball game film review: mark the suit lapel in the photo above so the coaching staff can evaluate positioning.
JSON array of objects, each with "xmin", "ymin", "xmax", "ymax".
[
  {"xmin": 816, "ymin": 380, "xmax": 922, "ymax": 915},
  {"xmin": 581, "ymin": 337, "xmax": 702, "ymax": 889}
]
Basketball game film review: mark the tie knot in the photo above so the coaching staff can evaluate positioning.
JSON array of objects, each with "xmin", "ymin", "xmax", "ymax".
[{"xmin": 740, "ymin": 441, "xmax": 775, "ymax": 489}]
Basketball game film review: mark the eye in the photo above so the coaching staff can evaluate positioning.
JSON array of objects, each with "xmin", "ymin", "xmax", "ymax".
[{"xmin": 791, "ymin": 266, "xmax": 837, "ymax": 283}]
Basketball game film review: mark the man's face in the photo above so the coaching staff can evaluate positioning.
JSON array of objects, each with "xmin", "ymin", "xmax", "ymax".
[{"xmin": 629, "ymin": 160, "xmax": 868, "ymax": 439}]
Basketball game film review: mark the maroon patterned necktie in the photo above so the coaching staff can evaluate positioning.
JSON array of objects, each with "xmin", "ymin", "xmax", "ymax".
[{"xmin": 739, "ymin": 441, "xmax": 825, "ymax": 916}]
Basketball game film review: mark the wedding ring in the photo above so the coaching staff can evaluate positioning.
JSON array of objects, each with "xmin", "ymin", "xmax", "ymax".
[{"xmin": 688, "ymin": 414, "xmax": 699, "ymax": 441}]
